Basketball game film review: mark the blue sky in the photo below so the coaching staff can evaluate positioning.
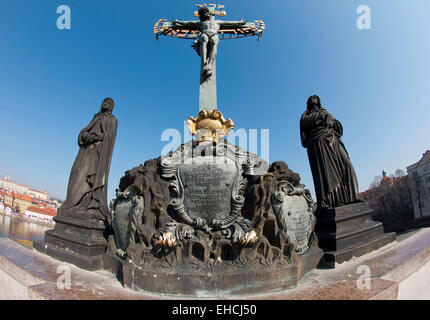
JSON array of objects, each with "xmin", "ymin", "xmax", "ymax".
[{"xmin": 0, "ymin": 0, "xmax": 429, "ymax": 201}]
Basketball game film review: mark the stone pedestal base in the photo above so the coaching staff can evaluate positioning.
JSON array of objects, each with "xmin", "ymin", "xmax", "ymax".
[
  {"xmin": 315, "ymin": 202, "xmax": 396, "ymax": 268},
  {"xmin": 103, "ymin": 244, "xmax": 323, "ymax": 297},
  {"xmin": 34, "ymin": 208, "xmax": 108, "ymax": 271}
]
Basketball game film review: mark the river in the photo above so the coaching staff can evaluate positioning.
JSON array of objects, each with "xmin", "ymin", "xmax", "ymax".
[{"xmin": 0, "ymin": 213, "xmax": 52, "ymax": 242}]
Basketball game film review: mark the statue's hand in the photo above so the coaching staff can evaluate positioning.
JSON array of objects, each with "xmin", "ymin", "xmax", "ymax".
[
  {"xmin": 326, "ymin": 115, "xmax": 335, "ymax": 127},
  {"xmin": 91, "ymin": 132, "xmax": 103, "ymax": 143},
  {"xmin": 81, "ymin": 132, "xmax": 93, "ymax": 145},
  {"xmin": 81, "ymin": 132, "xmax": 102, "ymax": 145}
]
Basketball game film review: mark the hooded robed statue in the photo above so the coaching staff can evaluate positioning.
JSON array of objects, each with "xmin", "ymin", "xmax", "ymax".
[
  {"xmin": 300, "ymin": 95, "xmax": 360, "ymax": 210},
  {"xmin": 60, "ymin": 97, "xmax": 118, "ymax": 221}
]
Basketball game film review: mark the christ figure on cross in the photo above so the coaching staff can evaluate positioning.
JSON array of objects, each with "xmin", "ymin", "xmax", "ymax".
[
  {"xmin": 172, "ymin": 6, "xmax": 246, "ymax": 81},
  {"xmin": 154, "ymin": 5, "xmax": 265, "ymax": 111}
]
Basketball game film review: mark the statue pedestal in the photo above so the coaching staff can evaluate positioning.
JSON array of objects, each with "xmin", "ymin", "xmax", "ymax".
[
  {"xmin": 104, "ymin": 241, "xmax": 323, "ymax": 296},
  {"xmin": 33, "ymin": 97, "xmax": 117, "ymax": 271},
  {"xmin": 102, "ymin": 141, "xmax": 324, "ymax": 295},
  {"xmin": 315, "ymin": 202, "xmax": 396, "ymax": 268},
  {"xmin": 34, "ymin": 208, "xmax": 108, "ymax": 271}
]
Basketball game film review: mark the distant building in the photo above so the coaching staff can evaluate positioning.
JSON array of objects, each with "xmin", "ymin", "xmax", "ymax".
[
  {"xmin": 0, "ymin": 187, "xmax": 57, "ymax": 223},
  {"xmin": 3, "ymin": 192, "xmax": 38, "ymax": 213},
  {"xmin": 407, "ymin": 150, "xmax": 430, "ymax": 219},
  {"xmin": 0, "ymin": 190, "xmax": 7, "ymax": 203},
  {"xmin": 0, "ymin": 177, "xmax": 49, "ymax": 201},
  {"xmin": 25, "ymin": 206, "xmax": 57, "ymax": 223}
]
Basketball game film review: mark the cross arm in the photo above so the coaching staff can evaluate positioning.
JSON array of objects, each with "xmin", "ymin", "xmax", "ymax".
[
  {"xmin": 217, "ymin": 19, "xmax": 247, "ymax": 26},
  {"xmin": 217, "ymin": 20, "xmax": 265, "ymax": 39},
  {"xmin": 154, "ymin": 18, "xmax": 202, "ymax": 39},
  {"xmin": 170, "ymin": 19, "xmax": 201, "ymax": 30}
]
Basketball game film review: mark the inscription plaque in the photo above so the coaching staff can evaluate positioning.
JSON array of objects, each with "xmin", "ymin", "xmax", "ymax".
[
  {"xmin": 161, "ymin": 140, "xmax": 268, "ymax": 230},
  {"xmin": 179, "ymin": 156, "xmax": 238, "ymax": 224}
]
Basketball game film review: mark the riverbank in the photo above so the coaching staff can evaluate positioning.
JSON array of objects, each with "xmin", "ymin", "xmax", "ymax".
[{"xmin": 0, "ymin": 210, "xmax": 54, "ymax": 228}]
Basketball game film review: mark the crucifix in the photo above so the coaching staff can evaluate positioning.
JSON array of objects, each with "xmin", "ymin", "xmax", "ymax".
[{"xmin": 154, "ymin": 4, "xmax": 265, "ymax": 142}]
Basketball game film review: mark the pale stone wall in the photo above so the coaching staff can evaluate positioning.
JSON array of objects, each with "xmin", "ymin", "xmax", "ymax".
[
  {"xmin": 398, "ymin": 259, "xmax": 430, "ymax": 299},
  {"xmin": 407, "ymin": 151, "xmax": 430, "ymax": 219},
  {"xmin": 28, "ymin": 189, "xmax": 49, "ymax": 201},
  {"xmin": 24, "ymin": 210, "xmax": 54, "ymax": 222},
  {"xmin": 0, "ymin": 268, "xmax": 29, "ymax": 299}
]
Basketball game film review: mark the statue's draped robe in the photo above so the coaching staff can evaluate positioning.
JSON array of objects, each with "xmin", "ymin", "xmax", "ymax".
[
  {"xmin": 61, "ymin": 111, "xmax": 118, "ymax": 220},
  {"xmin": 300, "ymin": 107, "xmax": 359, "ymax": 208}
]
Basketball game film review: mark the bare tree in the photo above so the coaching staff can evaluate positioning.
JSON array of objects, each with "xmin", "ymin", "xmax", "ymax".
[
  {"xmin": 365, "ymin": 169, "xmax": 414, "ymax": 231},
  {"xmin": 395, "ymin": 169, "xmax": 405, "ymax": 178},
  {"xmin": 369, "ymin": 174, "xmax": 383, "ymax": 189}
]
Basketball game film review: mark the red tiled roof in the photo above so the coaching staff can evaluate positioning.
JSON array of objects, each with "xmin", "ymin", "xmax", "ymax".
[
  {"xmin": 9, "ymin": 192, "xmax": 36, "ymax": 203},
  {"xmin": 26, "ymin": 206, "xmax": 57, "ymax": 217},
  {"xmin": 359, "ymin": 189, "xmax": 372, "ymax": 196},
  {"xmin": 0, "ymin": 190, "xmax": 9, "ymax": 197},
  {"xmin": 360, "ymin": 175, "xmax": 409, "ymax": 196}
]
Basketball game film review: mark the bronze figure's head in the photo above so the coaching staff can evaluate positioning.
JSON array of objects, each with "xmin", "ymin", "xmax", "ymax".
[
  {"xmin": 198, "ymin": 6, "xmax": 211, "ymax": 21},
  {"xmin": 101, "ymin": 97, "xmax": 115, "ymax": 113},
  {"xmin": 307, "ymin": 95, "xmax": 321, "ymax": 111}
]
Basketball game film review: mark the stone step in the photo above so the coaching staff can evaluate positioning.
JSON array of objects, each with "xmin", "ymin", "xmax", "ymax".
[
  {"xmin": 33, "ymin": 240, "xmax": 104, "ymax": 271},
  {"xmin": 315, "ymin": 210, "xmax": 376, "ymax": 235},
  {"xmin": 316, "ymin": 207, "xmax": 374, "ymax": 224},
  {"xmin": 317, "ymin": 220, "xmax": 385, "ymax": 251},
  {"xmin": 320, "ymin": 232, "xmax": 397, "ymax": 267}
]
